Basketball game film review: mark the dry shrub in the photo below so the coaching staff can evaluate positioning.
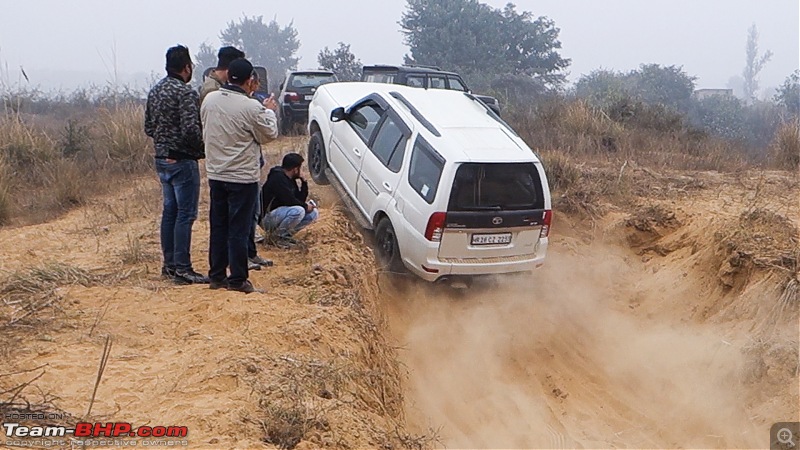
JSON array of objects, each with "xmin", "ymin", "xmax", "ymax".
[
  {"xmin": 0, "ymin": 156, "xmax": 12, "ymax": 225},
  {"xmin": 95, "ymin": 105, "xmax": 152, "ymax": 173},
  {"xmin": 41, "ymin": 158, "xmax": 92, "ymax": 208},
  {"xmin": 539, "ymin": 151, "xmax": 581, "ymax": 192},
  {"xmin": 771, "ymin": 119, "xmax": 800, "ymax": 170},
  {"xmin": 506, "ymin": 98, "xmax": 750, "ymax": 172},
  {"xmin": 0, "ymin": 113, "xmax": 57, "ymax": 176},
  {"xmin": 0, "ymin": 101, "xmax": 152, "ymax": 224}
]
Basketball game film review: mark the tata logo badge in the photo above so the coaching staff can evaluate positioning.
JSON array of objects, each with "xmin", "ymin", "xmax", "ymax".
[{"xmin": 492, "ymin": 217, "xmax": 503, "ymax": 225}]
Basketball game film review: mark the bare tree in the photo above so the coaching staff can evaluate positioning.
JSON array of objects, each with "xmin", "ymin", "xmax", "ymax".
[{"xmin": 742, "ymin": 23, "xmax": 773, "ymax": 103}]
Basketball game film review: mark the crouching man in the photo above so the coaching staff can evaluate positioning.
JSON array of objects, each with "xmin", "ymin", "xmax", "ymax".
[{"xmin": 259, "ymin": 153, "xmax": 319, "ymax": 248}]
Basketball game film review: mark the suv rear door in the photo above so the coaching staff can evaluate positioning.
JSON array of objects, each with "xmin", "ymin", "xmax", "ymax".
[
  {"xmin": 356, "ymin": 110, "xmax": 410, "ymax": 216},
  {"xmin": 438, "ymin": 162, "xmax": 547, "ymax": 260},
  {"xmin": 328, "ymin": 99, "xmax": 385, "ymax": 202}
]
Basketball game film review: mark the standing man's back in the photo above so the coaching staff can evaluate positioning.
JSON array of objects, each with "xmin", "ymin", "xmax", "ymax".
[
  {"xmin": 201, "ymin": 58, "xmax": 279, "ymax": 294},
  {"xmin": 144, "ymin": 44, "xmax": 208, "ymax": 285}
]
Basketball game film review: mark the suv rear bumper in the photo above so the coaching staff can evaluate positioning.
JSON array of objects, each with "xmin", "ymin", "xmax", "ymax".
[
  {"xmin": 281, "ymin": 104, "xmax": 310, "ymax": 122},
  {"xmin": 404, "ymin": 240, "xmax": 548, "ymax": 282}
]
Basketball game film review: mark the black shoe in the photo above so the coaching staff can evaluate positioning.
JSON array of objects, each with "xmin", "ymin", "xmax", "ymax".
[
  {"xmin": 161, "ymin": 266, "xmax": 176, "ymax": 279},
  {"xmin": 249, "ymin": 255, "xmax": 273, "ymax": 267},
  {"xmin": 227, "ymin": 280, "xmax": 265, "ymax": 294},
  {"xmin": 248, "ymin": 261, "xmax": 262, "ymax": 271},
  {"xmin": 209, "ymin": 279, "xmax": 228, "ymax": 290},
  {"xmin": 175, "ymin": 269, "xmax": 210, "ymax": 284},
  {"xmin": 272, "ymin": 236, "xmax": 299, "ymax": 249}
]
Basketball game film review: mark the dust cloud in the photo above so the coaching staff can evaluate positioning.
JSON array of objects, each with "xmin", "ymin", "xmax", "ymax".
[{"xmin": 385, "ymin": 238, "xmax": 765, "ymax": 448}]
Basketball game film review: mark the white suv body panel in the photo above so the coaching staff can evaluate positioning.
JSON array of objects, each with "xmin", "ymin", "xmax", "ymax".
[{"xmin": 308, "ymin": 83, "xmax": 552, "ymax": 282}]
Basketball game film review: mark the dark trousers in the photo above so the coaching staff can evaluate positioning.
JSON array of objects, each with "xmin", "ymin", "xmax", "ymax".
[
  {"xmin": 208, "ymin": 180, "xmax": 258, "ymax": 286},
  {"xmin": 247, "ymin": 186, "xmax": 261, "ymax": 259},
  {"xmin": 155, "ymin": 159, "xmax": 199, "ymax": 272}
]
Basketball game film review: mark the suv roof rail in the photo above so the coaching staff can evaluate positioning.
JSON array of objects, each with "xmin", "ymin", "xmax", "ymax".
[
  {"xmin": 463, "ymin": 93, "xmax": 518, "ymax": 137},
  {"xmin": 405, "ymin": 63, "xmax": 442, "ymax": 71},
  {"xmin": 389, "ymin": 91, "xmax": 441, "ymax": 137}
]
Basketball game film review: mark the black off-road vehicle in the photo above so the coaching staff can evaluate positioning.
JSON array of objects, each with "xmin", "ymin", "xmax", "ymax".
[
  {"xmin": 277, "ymin": 70, "xmax": 338, "ymax": 134},
  {"xmin": 360, "ymin": 65, "xmax": 501, "ymax": 115}
]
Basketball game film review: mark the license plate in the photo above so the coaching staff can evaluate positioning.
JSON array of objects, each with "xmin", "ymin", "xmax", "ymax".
[
  {"xmin": 304, "ymin": 95, "xmax": 313, "ymax": 101},
  {"xmin": 471, "ymin": 233, "xmax": 512, "ymax": 245}
]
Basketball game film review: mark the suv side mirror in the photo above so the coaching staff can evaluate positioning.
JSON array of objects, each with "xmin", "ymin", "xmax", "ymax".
[{"xmin": 330, "ymin": 107, "xmax": 346, "ymax": 122}]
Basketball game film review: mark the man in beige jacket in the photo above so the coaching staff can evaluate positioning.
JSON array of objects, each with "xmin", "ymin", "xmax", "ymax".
[{"xmin": 201, "ymin": 58, "xmax": 278, "ymax": 294}]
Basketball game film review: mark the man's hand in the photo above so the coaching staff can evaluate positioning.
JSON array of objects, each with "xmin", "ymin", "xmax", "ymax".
[
  {"xmin": 263, "ymin": 94, "xmax": 278, "ymax": 113},
  {"xmin": 305, "ymin": 202, "xmax": 315, "ymax": 213}
]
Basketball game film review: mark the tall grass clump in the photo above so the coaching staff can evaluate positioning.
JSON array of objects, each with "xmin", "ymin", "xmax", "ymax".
[
  {"xmin": 0, "ymin": 156, "xmax": 12, "ymax": 225},
  {"xmin": 0, "ymin": 85, "xmax": 151, "ymax": 225},
  {"xmin": 771, "ymin": 119, "xmax": 800, "ymax": 170},
  {"xmin": 96, "ymin": 104, "xmax": 152, "ymax": 174}
]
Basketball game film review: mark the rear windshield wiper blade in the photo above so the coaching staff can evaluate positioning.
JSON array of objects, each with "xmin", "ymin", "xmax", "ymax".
[{"xmin": 461, "ymin": 205, "xmax": 502, "ymax": 210}]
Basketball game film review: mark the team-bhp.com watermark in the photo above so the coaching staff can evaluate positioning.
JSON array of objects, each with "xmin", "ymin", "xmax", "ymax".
[{"xmin": 3, "ymin": 413, "xmax": 189, "ymax": 447}]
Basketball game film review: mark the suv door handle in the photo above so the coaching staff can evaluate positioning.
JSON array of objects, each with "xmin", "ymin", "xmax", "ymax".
[
  {"xmin": 353, "ymin": 148, "xmax": 361, "ymax": 157},
  {"xmin": 382, "ymin": 182, "xmax": 393, "ymax": 192}
]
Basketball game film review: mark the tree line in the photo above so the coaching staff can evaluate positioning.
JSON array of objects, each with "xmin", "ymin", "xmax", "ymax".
[{"xmin": 195, "ymin": 1, "xmax": 798, "ymax": 150}]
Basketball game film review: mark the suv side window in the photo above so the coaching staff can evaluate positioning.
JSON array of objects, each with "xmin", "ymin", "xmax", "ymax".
[
  {"xmin": 407, "ymin": 75, "xmax": 425, "ymax": 88},
  {"xmin": 408, "ymin": 137, "xmax": 445, "ymax": 204},
  {"xmin": 348, "ymin": 102, "xmax": 384, "ymax": 144},
  {"xmin": 369, "ymin": 114, "xmax": 408, "ymax": 173},
  {"xmin": 429, "ymin": 76, "xmax": 447, "ymax": 89},
  {"xmin": 447, "ymin": 77, "xmax": 467, "ymax": 91}
]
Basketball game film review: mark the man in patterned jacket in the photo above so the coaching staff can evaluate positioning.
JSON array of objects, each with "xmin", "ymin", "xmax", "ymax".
[{"xmin": 145, "ymin": 45, "xmax": 208, "ymax": 285}]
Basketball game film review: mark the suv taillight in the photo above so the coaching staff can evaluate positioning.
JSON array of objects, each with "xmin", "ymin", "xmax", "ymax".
[
  {"xmin": 540, "ymin": 209, "xmax": 552, "ymax": 238},
  {"xmin": 284, "ymin": 92, "xmax": 300, "ymax": 103},
  {"xmin": 425, "ymin": 212, "xmax": 447, "ymax": 242}
]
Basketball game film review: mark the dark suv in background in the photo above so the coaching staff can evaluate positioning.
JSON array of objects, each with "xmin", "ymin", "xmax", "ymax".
[
  {"xmin": 360, "ymin": 65, "xmax": 501, "ymax": 115},
  {"xmin": 278, "ymin": 70, "xmax": 338, "ymax": 134}
]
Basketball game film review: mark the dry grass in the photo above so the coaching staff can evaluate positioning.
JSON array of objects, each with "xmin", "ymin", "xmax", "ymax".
[
  {"xmin": 0, "ymin": 155, "xmax": 12, "ymax": 225},
  {"xmin": 771, "ymin": 119, "xmax": 800, "ymax": 170},
  {"xmin": 507, "ymin": 98, "xmax": 752, "ymax": 172},
  {"xmin": 0, "ymin": 102, "xmax": 152, "ymax": 225},
  {"xmin": 118, "ymin": 233, "xmax": 157, "ymax": 265}
]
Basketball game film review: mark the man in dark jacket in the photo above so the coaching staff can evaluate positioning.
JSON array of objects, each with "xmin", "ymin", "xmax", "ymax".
[
  {"xmin": 145, "ymin": 45, "xmax": 208, "ymax": 285},
  {"xmin": 259, "ymin": 153, "xmax": 319, "ymax": 248}
]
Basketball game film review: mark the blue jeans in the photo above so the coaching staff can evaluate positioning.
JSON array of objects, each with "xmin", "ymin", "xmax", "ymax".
[
  {"xmin": 208, "ymin": 180, "xmax": 259, "ymax": 286},
  {"xmin": 155, "ymin": 159, "xmax": 200, "ymax": 272},
  {"xmin": 261, "ymin": 205, "xmax": 319, "ymax": 237}
]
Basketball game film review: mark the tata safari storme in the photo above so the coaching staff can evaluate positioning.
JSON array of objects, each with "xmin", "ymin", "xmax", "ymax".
[{"xmin": 306, "ymin": 83, "xmax": 551, "ymax": 282}]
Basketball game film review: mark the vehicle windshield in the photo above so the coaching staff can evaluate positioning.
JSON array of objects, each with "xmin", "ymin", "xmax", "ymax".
[
  {"xmin": 448, "ymin": 163, "xmax": 544, "ymax": 211},
  {"xmin": 287, "ymin": 73, "xmax": 335, "ymax": 90}
]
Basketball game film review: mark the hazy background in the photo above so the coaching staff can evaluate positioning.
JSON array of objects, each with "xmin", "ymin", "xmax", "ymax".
[{"xmin": 0, "ymin": 0, "xmax": 797, "ymax": 95}]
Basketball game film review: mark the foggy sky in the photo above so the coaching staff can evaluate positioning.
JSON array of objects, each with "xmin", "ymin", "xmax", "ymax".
[{"xmin": 1, "ymin": 0, "xmax": 797, "ymax": 96}]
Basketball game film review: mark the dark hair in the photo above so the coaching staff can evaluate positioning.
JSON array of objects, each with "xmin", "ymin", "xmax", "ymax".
[
  {"xmin": 217, "ymin": 46, "xmax": 245, "ymax": 69},
  {"xmin": 165, "ymin": 45, "xmax": 192, "ymax": 74},
  {"xmin": 282, "ymin": 153, "xmax": 305, "ymax": 169}
]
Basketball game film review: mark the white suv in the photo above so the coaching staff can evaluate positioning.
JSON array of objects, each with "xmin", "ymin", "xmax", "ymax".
[{"xmin": 307, "ymin": 83, "xmax": 552, "ymax": 283}]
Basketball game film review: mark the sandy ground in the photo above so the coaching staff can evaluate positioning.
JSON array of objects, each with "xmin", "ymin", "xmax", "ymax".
[
  {"xmin": 386, "ymin": 170, "xmax": 799, "ymax": 448},
  {"xmin": 1, "ymin": 135, "xmax": 797, "ymax": 449},
  {"xmin": 0, "ymin": 137, "xmax": 410, "ymax": 449}
]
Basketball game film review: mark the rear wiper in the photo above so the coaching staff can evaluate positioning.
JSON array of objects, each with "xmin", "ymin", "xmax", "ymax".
[{"xmin": 462, "ymin": 205, "xmax": 502, "ymax": 210}]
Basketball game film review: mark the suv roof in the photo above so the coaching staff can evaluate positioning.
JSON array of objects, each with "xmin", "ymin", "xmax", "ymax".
[
  {"xmin": 362, "ymin": 64, "xmax": 460, "ymax": 77},
  {"xmin": 319, "ymin": 82, "xmax": 531, "ymax": 163}
]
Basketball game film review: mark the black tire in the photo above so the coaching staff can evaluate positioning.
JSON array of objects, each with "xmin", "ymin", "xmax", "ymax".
[
  {"xmin": 375, "ymin": 218, "xmax": 405, "ymax": 274},
  {"xmin": 307, "ymin": 131, "xmax": 329, "ymax": 185}
]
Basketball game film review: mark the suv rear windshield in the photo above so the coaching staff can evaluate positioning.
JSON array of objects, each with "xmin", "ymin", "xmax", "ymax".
[
  {"xmin": 363, "ymin": 73, "xmax": 396, "ymax": 84},
  {"xmin": 287, "ymin": 73, "xmax": 335, "ymax": 90},
  {"xmin": 448, "ymin": 163, "xmax": 544, "ymax": 211}
]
